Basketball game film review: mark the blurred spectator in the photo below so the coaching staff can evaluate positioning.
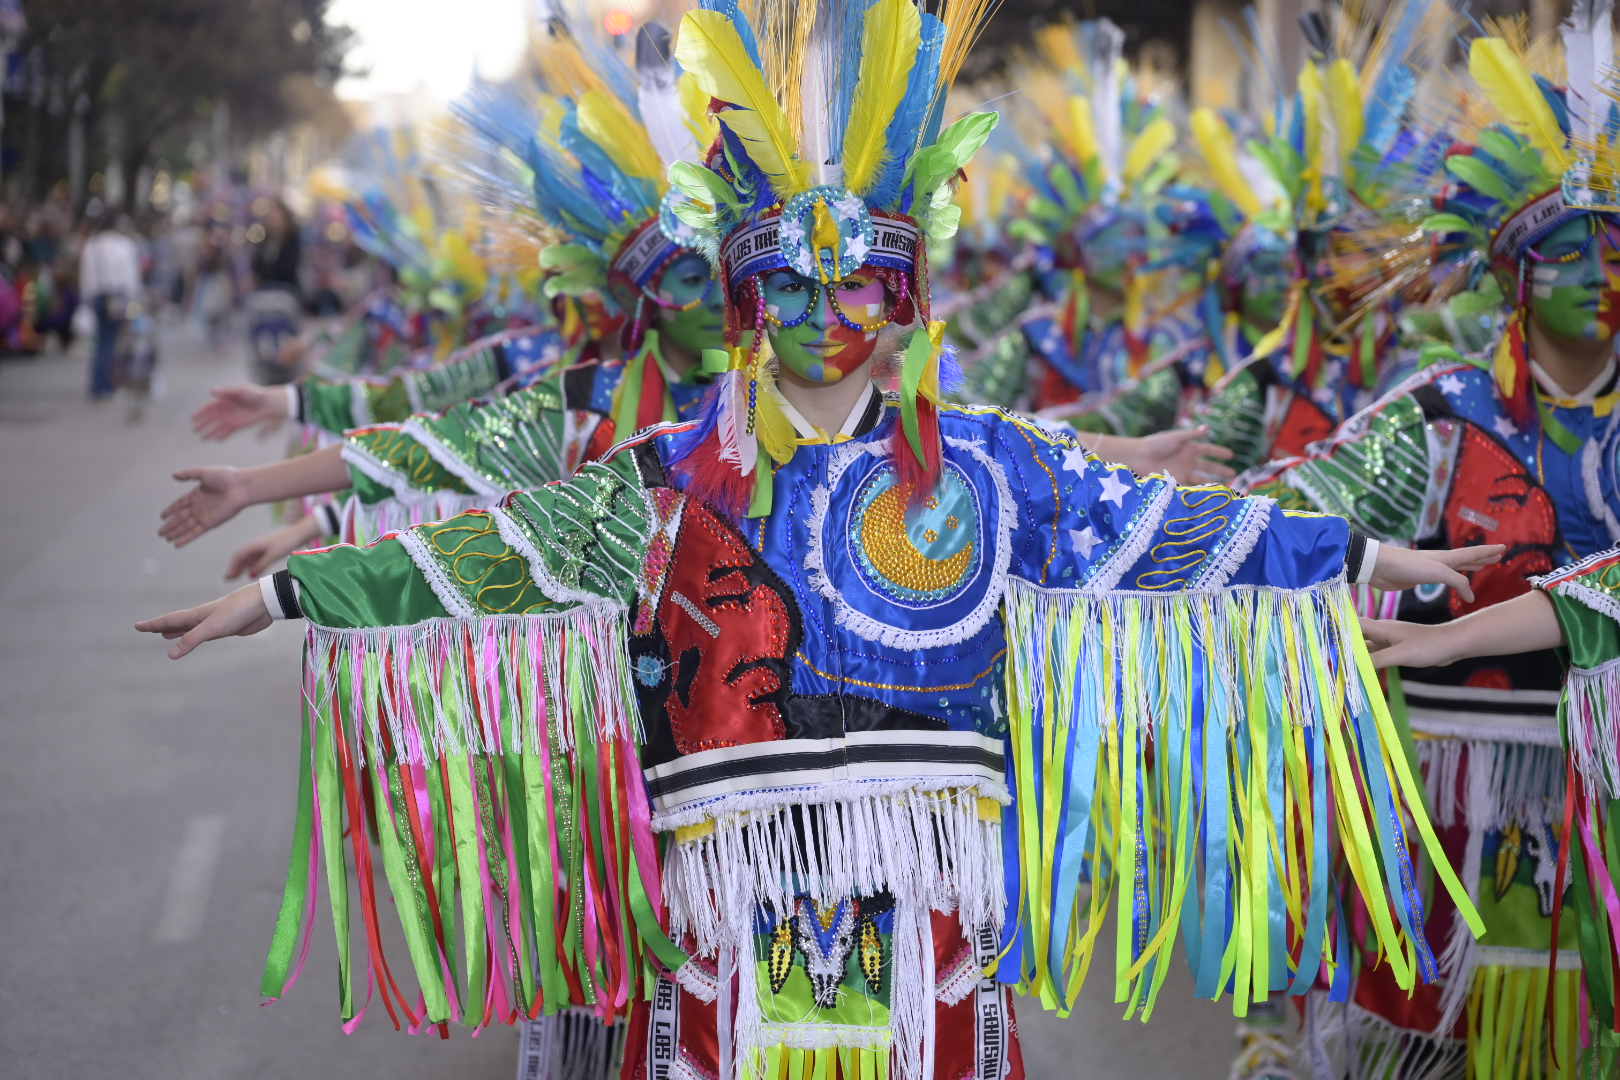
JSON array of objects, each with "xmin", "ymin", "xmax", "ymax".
[
  {"xmin": 78, "ymin": 207, "xmax": 143, "ymax": 400},
  {"xmin": 244, "ymin": 196, "xmax": 303, "ymax": 383}
]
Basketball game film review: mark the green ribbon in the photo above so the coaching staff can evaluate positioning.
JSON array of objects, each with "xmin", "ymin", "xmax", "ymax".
[
  {"xmin": 260, "ymin": 699, "xmax": 316, "ymax": 998},
  {"xmin": 898, "ymin": 326, "xmax": 934, "ymax": 468},
  {"xmin": 1538, "ymin": 398, "xmax": 1584, "ymax": 455},
  {"xmin": 1290, "ymin": 299, "xmax": 1315, "ymax": 380}
]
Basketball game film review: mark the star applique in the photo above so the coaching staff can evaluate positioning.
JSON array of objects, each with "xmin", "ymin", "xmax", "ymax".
[
  {"xmin": 1061, "ymin": 444, "xmax": 1090, "ymax": 477},
  {"xmin": 844, "ymin": 234, "xmax": 870, "ymax": 263},
  {"xmin": 1069, "ymin": 525, "xmax": 1101, "ymax": 558},
  {"xmin": 1437, "ymin": 373, "xmax": 1465, "ymax": 397},
  {"xmin": 1492, "ymin": 414, "xmax": 1519, "ymax": 439},
  {"xmin": 1098, "ymin": 470, "xmax": 1131, "ymax": 506}
]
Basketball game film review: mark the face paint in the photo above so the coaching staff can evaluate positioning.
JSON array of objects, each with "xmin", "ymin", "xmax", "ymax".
[
  {"xmin": 762, "ymin": 269, "xmax": 888, "ymax": 384},
  {"xmin": 1525, "ymin": 213, "xmax": 1620, "ymax": 342},
  {"xmin": 653, "ymin": 252, "xmax": 727, "ymax": 356},
  {"xmin": 1078, "ymin": 213, "xmax": 1145, "ymax": 292},
  {"xmin": 1237, "ymin": 241, "xmax": 1293, "ymax": 328}
]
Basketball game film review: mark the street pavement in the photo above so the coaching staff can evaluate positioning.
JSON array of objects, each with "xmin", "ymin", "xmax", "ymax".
[{"xmin": 0, "ymin": 324, "xmax": 1234, "ymax": 1078}]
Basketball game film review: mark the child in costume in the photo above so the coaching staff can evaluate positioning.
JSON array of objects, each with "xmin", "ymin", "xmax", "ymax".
[
  {"xmin": 138, "ymin": 1, "xmax": 1500, "ymax": 1076},
  {"xmin": 1241, "ymin": 14, "xmax": 1620, "ymax": 1075}
]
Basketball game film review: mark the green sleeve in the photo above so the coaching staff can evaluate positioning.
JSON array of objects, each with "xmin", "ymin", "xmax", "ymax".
[
  {"xmin": 298, "ymin": 344, "xmax": 506, "ymax": 437},
  {"xmin": 1538, "ymin": 551, "xmax": 1620, "ymax": 674},
  {"xmin": 338, "ymin": 375, "xmax": 573, "ymax": 506},
  {"xmin": 289, "ymin": 451, "xmax": 652, "ymax": 628},
  {"xmin": 1067, "ymin": 364, "xmax": 1182, "ymax": 437},
  {"xmin": 1245, "ymin": 391, "xmax": 1433, "ymax": 543},
  {"xmin": 1192, "ymin": 363, "xmax": 1268, "ymax": 475}
]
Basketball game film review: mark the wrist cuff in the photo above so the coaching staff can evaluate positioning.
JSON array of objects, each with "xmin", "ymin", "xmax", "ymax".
[
  {"xmin": 315, "ymin": 502, "xmax": 341, "ymax": 538},
  {"xmin": 286, "ymin": 383, "xmax": 303, "ymax": 424},
  {"xmin": 259, "ymin": 570, "xmax": 303, "ymax": 621},
  {"xmin": 1347, "ymin": 534, "xmax": 1380, "ymax": 584}
]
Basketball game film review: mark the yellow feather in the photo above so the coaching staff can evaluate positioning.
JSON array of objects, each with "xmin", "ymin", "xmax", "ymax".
[
  {"xmin": 675, "ymin": 10, "xmax": 809, "ymax": 195},
  {"xmin": 843, "ymin": 0, "xmax": 921, "ymax": 195},
  {"xmin": 1190, "ymin": 108, "xmax": 1263, "ymax": 220},
  {"xmin": 677, "ymin": 73, "xmax": 717, "ymax": 152},
  {"xmin": 576, "ymin": 90, "xmax": 663, "ymax": 185},
  {"xmin": 1123, "ymin": 115, "xmax": 1174, "ymax": 185},
  {"xmin": 1469, "ymin": 37, "xmax": 1569, "ymax": 171},
  {"xmin": 1325, "ymin": 58, "xmax": 1363, "ymax": 172},
  {"xmin": 1298, "ymin": 63, "xmax": 1326, "ymax": 211},
  {"xmin": 1066, "ymin": 96, "xmax": 1099, "ymax": 172}
]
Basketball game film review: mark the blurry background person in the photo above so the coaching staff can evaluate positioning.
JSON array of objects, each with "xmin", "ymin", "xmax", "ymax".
[
  {"xmin": 77, "ymin": 206, "xmax": 143, "ymax": 400},
  {"xmin": 244, "ymin": 196, "xmax": 303, "ymax": 385}
]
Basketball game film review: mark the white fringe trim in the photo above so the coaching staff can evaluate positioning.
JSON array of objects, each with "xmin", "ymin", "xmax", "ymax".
[
  {"xmin": 662, "ymin": 786, "xmax": 1004, "ymax": 960},
  {"xmin": 304, "ymin": 607, "xmax": 637, "ymax": 759},
  {"xmin": 402, "ymin": 416, "xmax": 506, "ymax": 498},
  {"xmin": 1567, "ymin": 656, "xmax": 1620, "ymax": 799}
]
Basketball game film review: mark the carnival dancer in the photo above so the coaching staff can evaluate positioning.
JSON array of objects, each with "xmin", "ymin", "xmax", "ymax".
[
  {"xmin": 138, "ymin": 1, "xmax": 1499, "ymax": 1076},
  {"xmin": 1241, "ymin": 14, "xmax": 1620, "ymax": 1075},
  {"xmin": 158, "ymin": 23, "xmax": 726, "ymax": 574}
]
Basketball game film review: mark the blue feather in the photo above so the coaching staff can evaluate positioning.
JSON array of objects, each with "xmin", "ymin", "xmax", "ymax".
[
  {"xmin": 1365, "ymin": 0, "xmax": 1424, "ymax": 117},
  {"xmin": 1534, "ymin": 75, "xmax": 1572, "ymax": 137},
  {"xmin": 1361, "ymin": 65, "xmax": 1415, "ymax": 159},
  {"xmin": 829, "ymin": 0, "xmax": 874, "ymax": 157},
  {"xmin": 699, "ymin": 0, "xmax": 762, "ymax": 67},
  {"xmin": 870, "ymin": 13, "xmax": 942, "ymax": 206},
  {"xmin": 557, "ymin": 105, "xmax": 660, "ymax": 222}
]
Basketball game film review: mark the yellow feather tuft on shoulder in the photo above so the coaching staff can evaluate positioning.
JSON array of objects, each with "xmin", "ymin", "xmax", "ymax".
[
  {"xmin": 576, "ymin": 90, "xmax": 664, "ymax": 185},
  {"xmin": 843, "ymin": 0, "xmax": 921, "ymax": 195},
  {"xmin": 1123, "ymin": 115, "xmax": 1174, "ymax": 185},
  {"xmin": 1190, "ymin": 108, "xmax": 1263, "ymax": 220},
  {"xmin": 676, "ymin": 10, "xmax": 809, "ymax": 196},
  {"xmin": 1469, "ymin": 37, "xmax": 1569, "ymax": 171}
]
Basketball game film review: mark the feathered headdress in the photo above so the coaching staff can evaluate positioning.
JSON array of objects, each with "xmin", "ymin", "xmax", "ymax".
[
  {"xmin": 1358, "ymin": 5, "xmax": 1620, "ymax": 419},
  {"xmin": 665, "ymin": 0, "xmax": 1000, "ymax": 515},
  {"xmin": 1010, "ymin": 20, "xmax": 1179, "ymax": 251}
]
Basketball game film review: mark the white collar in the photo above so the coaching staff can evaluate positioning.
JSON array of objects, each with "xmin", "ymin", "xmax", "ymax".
[
  {"xmin": 773, "ymin": 381, "xmax": 882, "ymax": 441},
  {"xmin": 1530, "ymin": 353, "xmax": 1619, "ymax": 404}
]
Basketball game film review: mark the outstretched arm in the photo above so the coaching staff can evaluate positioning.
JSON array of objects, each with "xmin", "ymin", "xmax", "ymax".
[
  {"xmin": 1081, "ymin": 425, "xmax": 1238, "ymax": 484},
  {"xmin": 1360, "ymin": 590, "xmax": 1562, "ymax": 669},
  {"xmin": 191, "ymin": 384, "xmax": 294, "ymax": 440},
  {"xmin": 223, "ymin": 511, "xmax": 332, "ymax": 581},
  {"xmin": 157, "ymin": 445, "xmax": 349, "ymax": 547}
]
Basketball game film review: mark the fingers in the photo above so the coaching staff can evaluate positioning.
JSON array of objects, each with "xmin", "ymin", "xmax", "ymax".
[
  {"xmin": 134, "ymin": 602, "xmax": 212, "ymax": 636},
  {"xmin": 1440, "ymin": 544, "xmax": 1506, "ymax": 572},
  {"xmin": 1435, "ymin": 563, "xmax": 1474, "ymax": 605},
  {"xmin": 1367, "ymin": 643, "xmax": 1407, "ymax": 670},
  {"xmin": 224, "ymin": 546, "xmax": 257, "ymax": 580}
]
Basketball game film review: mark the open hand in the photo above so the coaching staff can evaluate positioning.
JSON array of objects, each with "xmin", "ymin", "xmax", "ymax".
[
  {"xmin": 192, "ymin": 385, "xmax": 289, "ymax": 441},
  {"xmin": 135, "ymin": 584, "xmax": 273, "ymax": 659},
  {"xmin": 225, "ymin": 515, "xmax": 324, "ymax": 580},
  {"xmin": 158, "ymin": 466, "xmax": 252, "ymax": 547},
  {"xmin": 1359, "ymin": 618, "xmax": 1457, "ymax": 669},
  {"xmin": 1130, "ymin": 426, "xmax": 1237, "ymax": 484},
  {"xmin": 1367, "ymin": 544, "xmax": 1504, "ymax": 605}
]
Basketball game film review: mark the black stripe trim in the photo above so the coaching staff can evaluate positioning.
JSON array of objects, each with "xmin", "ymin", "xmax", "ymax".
[
  {"xmin": 1402, "ymin": 690, "xmax": 1558, "ymax": 719},
  {"xmin": 1346, "ymin": 532, "xmax": 1368, "ymax": 582},
  {"xmin": 272, "ymin": 569, "xmax": 302, "ymax": 620},
  {"xmin": 491, "ymin": 342, "xmax": 511, "ymax": 383},
  {"xmin": 645, "ymin": 741, "xmax": 1003, "ymax": 800}
]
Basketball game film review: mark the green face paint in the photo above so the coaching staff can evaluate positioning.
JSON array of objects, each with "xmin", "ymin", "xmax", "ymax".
[
  {"xmin": 1238, "ymin": 243, "xmax": 1293, "ymax": 329},
  {"xmin": 1525, "ymin": 214, "xmax": 1620, "ymax": 342},
  {"xmin": 762, "ymin": 269, "xmax": 888, "ymax": 384},
  {"xmin": 652, "ymin": 253, "xmax": 727, "ymax": 357}
]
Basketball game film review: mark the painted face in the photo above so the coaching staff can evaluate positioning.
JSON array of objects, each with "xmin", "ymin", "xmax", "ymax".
[
  {"xmin": 1524, "ymin": 214, "xmax": 1620, "ymax": 342},
  {"xmin": 761, "ymin": 269, "xmax": 889, "ymax": 384},
  {"xmin": 652, "ymin": 252, "xmax": 726, "ymax": 356},
  {"xmin": 1077, "ymin": 212, "xmax": 1145, "ymax": 292},
  {"xmin": 1236, "ymin": 233, "xmax": 1293, "ymax": 328}
]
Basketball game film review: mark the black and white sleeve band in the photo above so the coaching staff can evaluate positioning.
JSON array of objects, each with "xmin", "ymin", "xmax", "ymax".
[
  {"xmin": 1346, "ymin": 532, "xmax": 1380, "ymax": 585},
  {"xmin": 286, "ymin": 383, "xmax": 305, "ymax": 425},
  {"xmin": 259, "ymin": 569, "xmax": 304, "ymax": 621}
]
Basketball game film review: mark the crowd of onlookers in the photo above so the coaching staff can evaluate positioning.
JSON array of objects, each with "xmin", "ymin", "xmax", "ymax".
[{"xmin": 0, "ymin": 188, "xmax": 374, "ymax": 413}]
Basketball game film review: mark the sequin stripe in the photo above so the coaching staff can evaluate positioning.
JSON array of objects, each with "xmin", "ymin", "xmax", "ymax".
[{"xmin": 1002, "ymin": 578, "xmax": 1478, "ymax": 1019}]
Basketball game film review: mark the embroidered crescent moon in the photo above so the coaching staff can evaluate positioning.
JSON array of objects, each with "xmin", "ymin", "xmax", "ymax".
[{"xmin": 859, "ymin": 480, "xmax": 975, "ymax": 594}]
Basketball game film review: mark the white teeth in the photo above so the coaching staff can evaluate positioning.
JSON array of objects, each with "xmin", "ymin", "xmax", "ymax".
[
  {"xmin": 1530, "ymin": 284, "xmax": 1555, "ymax": 299},
  {"xmin": 1532, "ymin": 266, "xmax": 1561, "ymax": 284}
]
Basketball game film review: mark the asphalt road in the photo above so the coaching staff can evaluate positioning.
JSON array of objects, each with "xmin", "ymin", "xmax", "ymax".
[{"xmin": 0, "ymin": 324, "xmax": 1233, "ymax": 1078}]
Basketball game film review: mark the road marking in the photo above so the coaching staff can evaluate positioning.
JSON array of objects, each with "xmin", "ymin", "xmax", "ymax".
[{"xmin": 152, "ymin": 813, "xmax": 227, "ymax": 944}]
